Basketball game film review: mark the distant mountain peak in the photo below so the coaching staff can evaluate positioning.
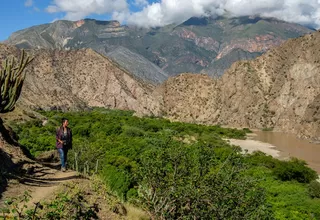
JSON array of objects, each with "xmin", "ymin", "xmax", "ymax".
[
  {"xmin": 51, "ymin": 18, "xmax": 122, "ymax": 28},
  {"xmin": 5, "ymin": 16, "xmax": 314, "ymax": 78},
  {"xmin": 81, "ymin": 19, "xmax": 121, "ymax": 26}
]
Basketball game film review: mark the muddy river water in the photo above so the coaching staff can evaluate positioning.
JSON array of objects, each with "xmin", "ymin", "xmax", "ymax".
[{"xmin": 252, "ymin": 131, "xmax": 320, "ymax": 173}]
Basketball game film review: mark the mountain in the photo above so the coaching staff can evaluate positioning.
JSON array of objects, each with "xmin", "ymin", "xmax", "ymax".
[
  {"xmin": 161, "ymin": 30, "xmax": 320, "ymax": 141},
  {"xmin": 3, "ymin": 30, "xmax": 320, "ymax": 141},
  {"xmin": 201, "ymin": 48, "xmax": 262, "ymax": 77},
  {"xmin": 106, "ymin": 46, "xmax": 168, "ymax": 84},
  {"xmin": 5, "ymin": 16, "xmax": 313, "ymax": 79},
  {"xmin": 0, "ymin": 44, "xmax": 161, "ymax": 116}
]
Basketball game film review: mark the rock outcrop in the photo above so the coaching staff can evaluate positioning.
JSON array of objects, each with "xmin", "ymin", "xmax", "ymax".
[
  {"xmin": 0, "ymin": 44, "xmax": 161, "ymax": 116},
  {"xmin": 162, "ymin": 31, "xmax": 320, "ymax": 141}
]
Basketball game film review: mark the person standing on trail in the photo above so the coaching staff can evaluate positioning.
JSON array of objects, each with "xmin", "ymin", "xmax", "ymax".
[{"xmin": 56, "ymin": 118, "xmax": 72, "ymax": 172}]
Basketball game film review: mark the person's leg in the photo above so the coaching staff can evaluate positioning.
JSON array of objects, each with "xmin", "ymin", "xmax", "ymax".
[
  {"xmin": 63, "ymin": 148, "xmax": 68, "ymax": 170},
  {"xmin": 57, "ymin": 148, "xmax": 65, "ymax": 171}
]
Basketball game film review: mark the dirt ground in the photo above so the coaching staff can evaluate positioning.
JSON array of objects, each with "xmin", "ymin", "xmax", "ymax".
[
  {"xmin": 0, "ymin": 161, "xmax": 147, "ymax": 219},
  {"xmin": 228, "ymin": 138, "xmax": 280, "ymax": 158}
]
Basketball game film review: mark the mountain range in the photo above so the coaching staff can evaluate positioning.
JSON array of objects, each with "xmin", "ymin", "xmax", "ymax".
[
  {"xmin": 4, "ymin": 16, "xmax": 313, "ymax": 82},
  {"xmin": 2, "ymin": 28, "xmax": 320, "ymax": 141}
]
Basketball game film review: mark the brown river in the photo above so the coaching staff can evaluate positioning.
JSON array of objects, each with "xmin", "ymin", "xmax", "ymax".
[{"xmin": 252, "ymin": 131, "xmax": 320, "ymax": 174}]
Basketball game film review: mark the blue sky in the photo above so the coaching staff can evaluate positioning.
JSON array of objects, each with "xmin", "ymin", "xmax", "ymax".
[{"xmin": 0, "ymin": 0, "xmax": 319, "ymax": 41}]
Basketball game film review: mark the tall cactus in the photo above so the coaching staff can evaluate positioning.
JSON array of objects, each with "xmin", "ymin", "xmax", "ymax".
[{"xmin": 0, "ymin": 50, "xmax": 33, "ymax": 113}]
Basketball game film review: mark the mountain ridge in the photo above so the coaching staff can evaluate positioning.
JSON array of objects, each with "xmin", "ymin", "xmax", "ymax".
[
  {"xmin": 2, "ymin": 30, "xmax": 320, "ymax": 141},
  {"xmin": 5, "ymin": 15, "xmax": 313, "ymax": 80}
]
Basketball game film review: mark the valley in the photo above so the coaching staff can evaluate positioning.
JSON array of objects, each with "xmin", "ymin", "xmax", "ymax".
[{"xmin": 1, "ymin": 12, "xmax": 320, "ymax": 219}]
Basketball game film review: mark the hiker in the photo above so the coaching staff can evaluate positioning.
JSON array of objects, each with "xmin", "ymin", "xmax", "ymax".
[{"xmin": 56, "ymin": 118, "xmax": 72, "ymax": 172}]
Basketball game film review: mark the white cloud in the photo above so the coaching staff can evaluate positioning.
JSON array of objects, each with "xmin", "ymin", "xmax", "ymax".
[
  {"xmin": 45, "ymin": 0, "xmax": 320, "ymax": 29},
  {"xmin": 128, "ymin": 0, "xmax": 225, "ymax": 27},
  {"xmin": 112, "ymin": 11, "xmax": 130, "ymax": 23},
  {"xmin": 127, "ymin": 0, "xmax": 320, "ymax": 29},
  {"xmin": 46, "ymin": 0, "xmax": 129, "ymax": 20},
  {"xmin": 25, "ymin": 0, "xmax": 33, "ymax": 7},
  {"xmin": 134, "ymin": 0, "xmax": 148, "ymax": 7}
]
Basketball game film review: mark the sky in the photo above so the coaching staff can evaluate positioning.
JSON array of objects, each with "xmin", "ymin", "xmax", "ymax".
[{"xmin": 1, "ymin": 0, "xmax": 320, "ymax": 41}]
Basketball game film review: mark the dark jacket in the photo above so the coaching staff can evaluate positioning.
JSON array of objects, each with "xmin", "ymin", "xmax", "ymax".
[{"xmin": 56, "ymin": 126, "xmax": 72, "ymax": 149}]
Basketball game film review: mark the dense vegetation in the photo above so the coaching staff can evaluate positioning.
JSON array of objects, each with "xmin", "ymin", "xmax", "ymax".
[{"xmin": 11, "ymin": 108, "xmax": 320, "ymax": 219}]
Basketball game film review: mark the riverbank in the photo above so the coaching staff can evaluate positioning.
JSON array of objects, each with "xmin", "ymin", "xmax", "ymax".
[
  {"xmin": 228, "ymin": 131, "xmax": 320, "ymax": 179},
  {"xmin": 228, "ymin": 138, "xmax": 281, "ymax": 158}
]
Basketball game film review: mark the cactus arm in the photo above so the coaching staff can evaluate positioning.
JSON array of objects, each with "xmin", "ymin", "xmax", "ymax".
[{"xmin": 0, "ymin": 50, "xmax": 33, "ymax": 113}]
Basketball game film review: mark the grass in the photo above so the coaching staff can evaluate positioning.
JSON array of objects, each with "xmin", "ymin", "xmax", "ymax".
[
  {"xmin": 262, "ymin": 127, "xmax": 274, "ymax": 131},
  {"xmin": 124, "ymin": 204, "xmax": 150, "ymax": 220}
]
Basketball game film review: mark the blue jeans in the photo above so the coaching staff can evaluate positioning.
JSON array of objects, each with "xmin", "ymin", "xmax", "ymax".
[{"xmin": 57, "ymin": 148, "xmax": 68, "ymax": 168}]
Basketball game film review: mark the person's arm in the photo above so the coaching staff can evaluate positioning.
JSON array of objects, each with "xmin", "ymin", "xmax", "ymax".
[
  {"xmin": 69, "ymin": 129, "xmax": 72, "ymax": 149},
  {"xmin": 56, "ymin": 128, "xmax": 63, "ymax": 144}
]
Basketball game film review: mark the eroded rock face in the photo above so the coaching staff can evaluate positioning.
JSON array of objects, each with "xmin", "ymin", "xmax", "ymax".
[
  {"xmin": 0, "ymin": 44, "xmax": 161, "ymax": 116},
  {"xmin": 161, "ymin": 74, "xmax": 219, "ymax": 124},
  {"xmin": 173, "ymin": 28, "xmax": 220, "ymax": 53},
  {"xmin": 161, "ymin": 31, "xmax": 320, "ymax": 141},
  {"xmin": 216, "ymin": 35, "xmax": 285, "ymax": 59}
]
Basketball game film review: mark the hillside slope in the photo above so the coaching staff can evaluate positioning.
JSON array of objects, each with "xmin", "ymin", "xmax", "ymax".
[
  {"xmin": 106, "ymin": 46, "xmax": 168, "ymax": 84},
  {"xmin": 0, "ymin": 44, "xmax": 161, "ymax": 116},
  {"xmin": 161, "ymin": 30, "xmax": 320, "ymax": 141}
]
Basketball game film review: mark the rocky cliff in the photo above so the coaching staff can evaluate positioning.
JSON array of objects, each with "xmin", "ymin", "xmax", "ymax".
[
  {"xmin": 161, "ymin": 30, "xmax": 320, "ymax": 141},
  {"xmin": 0, "ymin": 44, "xmax": 161, "ymax": 116}
]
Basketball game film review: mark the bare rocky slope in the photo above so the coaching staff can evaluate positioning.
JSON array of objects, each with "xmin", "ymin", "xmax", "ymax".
[
  {"xmin": 161, "ymin": 30, "xmax": 320, "ymax": 141},
  {"xmin": 106, "ymin": 46, "xmax": 169, "ymax": 84},
  {"xmin": 0, "ymin": 44, "xmax": 161, "ymax": 116}
]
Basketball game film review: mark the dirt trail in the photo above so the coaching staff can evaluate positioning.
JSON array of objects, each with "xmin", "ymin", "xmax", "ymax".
[
  {"xmin": 24, "ymin": 168, "xmax": 80, "ymax": 209},
  {"xmin": 1, "ymin": 163, "xmax": 81, "ymax": 209}
]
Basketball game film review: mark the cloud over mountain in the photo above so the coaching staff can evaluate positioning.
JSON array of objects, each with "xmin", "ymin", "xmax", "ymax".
[
  {"xmin": 46, "ymin": 0, "xmax": 320, "ymax": 29},
  {"xmin": 46, "ymin": 0, "xmax": 129, "ymax": 20}
]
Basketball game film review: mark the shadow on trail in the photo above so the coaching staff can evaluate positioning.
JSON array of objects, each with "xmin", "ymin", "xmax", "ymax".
[
  {"xmin": 39, "ymin": 162, "xmax": 60, "ymax": 170},
  {"xmin": 40, "ymin": 174, "xmax": 85, "ymax": 182},
  {"xmin": 0, "ymin": 148, "xmax": 12, "ymax": 200},
  {"xmin": 21, "ymin": 174, "xmax": 83, "ymax": 187}
]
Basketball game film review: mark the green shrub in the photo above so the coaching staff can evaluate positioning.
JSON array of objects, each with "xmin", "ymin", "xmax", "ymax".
[
  {"xmin": 262, "ymin": 127, "xmax": 274, "ymax": 131},
  {"xmin": 101, "ymin": 165, "xmax": 131, "ymax": 200},
  {"xmin": 11, "ymin": 108, "xmax": 320, "ymax": 217},
  {"xmin": 246, "ymin": 151, "xmax": 278, "ymax": 168},
  {"xmin": 73, "ymin": 123, "xmax": 91, "ymax": 137},
  {"xmin": 243, "ymin": 127, "xmax": 252, "ymax": 133},
  {"xmin": 273, "ymin": 158, "xmax": 318, "ymax": 183},
  {"xmin": 122, "ymin": 126, "xmax": 145, "ymax": 137},
  {"xmin": 103, "ymin": 123, "xmax": 122, "ymax": 136},
  {"xmin": 138, "ymin": 143, "xmax": 274, "ymax": 219},
  {"xmin": 309, "ymin": 180, "xmax": 320, "ymax": 198},
  {"xmin": 126, "ymin": 188, "xmax": 138, "ymax": 201}
]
